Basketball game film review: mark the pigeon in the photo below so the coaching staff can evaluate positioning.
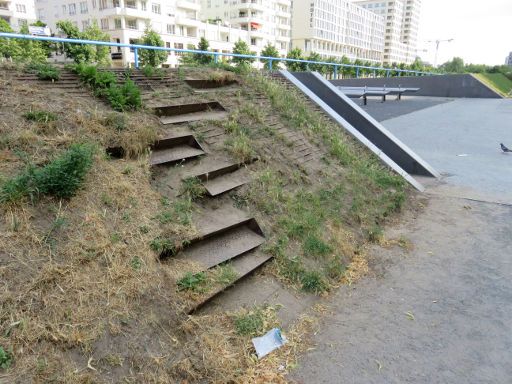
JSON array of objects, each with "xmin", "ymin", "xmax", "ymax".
[{"xmin": 500, "ymin": 143, "xmax": 512, "ymax": 153}]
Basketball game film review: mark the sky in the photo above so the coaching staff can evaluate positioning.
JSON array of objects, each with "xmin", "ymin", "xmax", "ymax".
[{"xmin": 417, "ymin": 0, "xmax": 512, "ymax": 66}]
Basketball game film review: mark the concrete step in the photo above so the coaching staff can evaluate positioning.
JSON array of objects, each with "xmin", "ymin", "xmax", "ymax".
[
  {"xmin": 154, "ymin": 101, "xmax": 228, "ymax": 125},
  {"xmin": 185, "ymin": 78, "xmax": 238, "ymax": 89},
  {"xmin": 150, "ymin": 134, "xmax": 205, "ymax": 166}
]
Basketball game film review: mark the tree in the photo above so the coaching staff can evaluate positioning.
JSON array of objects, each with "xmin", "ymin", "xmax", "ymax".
[
  {"xmin": 194, "ymin": 37, "xmax": 213, "ymax": 65},
  {"xmin": 285, "ymin": 48, "xmax": 306, "ymax": 71},
  {"xmin": 16, "ymin": 24, "xmax": 48, "ymax": 63},
  {"xmin": 0, "ymin": 19, "xmax": 21, "ymax": 59},
  {"xmin": 232, "ymin": 39, "xmax": 255, "ymax": 67},
  {"xmin": 306, "ymin": 51, "xmax": 325, "ymax": 73},
  {"xmin": 439, "ymin": 57, "xmax": 464, "ymax": 73},
  {"xmin": 138, "ymin": 27, "xmax": 168, "ymax": 67},
  {"xmin": 57, "ymin": 20, "xmax": 111, "ymax": 64},
  {"xmin": 31, "ymin": 21, "xmax": 54, "ymax": 57},
  {"xmin": 260, "ymin": 43, "xmax": 280, "ymax": 70}
]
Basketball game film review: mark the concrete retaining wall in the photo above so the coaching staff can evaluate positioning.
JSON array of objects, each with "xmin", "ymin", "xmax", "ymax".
[{"xmin": 330, "ymin": 74, "xmax": 502, "ymax": 99}]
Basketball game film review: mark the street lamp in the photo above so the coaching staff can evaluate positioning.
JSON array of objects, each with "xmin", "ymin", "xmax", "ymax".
[{"xmin": 427, "ymin": 38, "xmax": 454, "ymax": 67}]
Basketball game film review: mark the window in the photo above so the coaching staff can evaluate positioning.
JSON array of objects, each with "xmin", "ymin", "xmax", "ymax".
[
  {"xmin": 92, "ymin": 0, "xmax": 96, "ymax": 8},
  {"xmin": 99, "ymin": 0, "xmax": 108, "ymax": 10},
  {"xmin": 80, "ymin": 1, "xmax": 88, "ymax": 13},
  {"xmin": 141, "ymin": 1, "xmax": 147, "ymax": 10},
  {"xmin": 100, "ymin": 18, "xmax": 109, "ymax": 30},
  {"xmin": 126, "ymin": 19, "xmax": 137, "ymax": 29},
  {"xmin": 18, "ymin": 18, "xmax": 27, "ymax": 26},
  {"xmin": 250, "ymin": 38, "xmax": 256, "ymax": 46},
  {"xmin": 82, "ymin": 20, "xmax": 90, "ymax": 30},
  {"xmin": 126, "ymin": 0, "xmax": 136, "ymax": 8},
  {"xmin": 69, "ymin": 3, "xmax": 76, "ymax": 15},
  {"xmin": 62, "ymin": 5, "xmax": 67, "ymax": 13},
  {"xmin": 174, "ymin": 42, "xmax": 184, "ymax": 56},
  {"xmin": 15, "ymin": 4, "xmax": 26, "ymax": 13},
  {"xmin": 114, "ymin": 18, "xmax": 121, "ymax": 28},
  {"xmin": 166, "ymin": 24, "xmax": 175, "ymax": 34},
  {"xmin": 152, "ymin": 3, "xmax": 161, "ymax": 14}
]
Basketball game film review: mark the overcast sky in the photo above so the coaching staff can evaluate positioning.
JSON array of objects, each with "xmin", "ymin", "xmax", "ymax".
[{"xmin": 417, "ymin": 0, "xmax": 512, "ymax": 66}]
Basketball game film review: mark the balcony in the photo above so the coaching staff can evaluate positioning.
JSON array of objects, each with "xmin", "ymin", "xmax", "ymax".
[
  {"xmin": 177, "ymin": 0, "xmax": 201, "ymax": 11},
  {"xmin": 175, "ymin": 15, "xmax": 201, "ymax": 27},
  {"xmin": 275, "ymin": 0, "xmax": 291, "ymax": 5},
  {"xmin": 231, "ymin": 16, "xmax": 265, "ymax": 26},
  {"xmin": 111, "ymin": 7, "xmax": 151, "ymax": 19}
]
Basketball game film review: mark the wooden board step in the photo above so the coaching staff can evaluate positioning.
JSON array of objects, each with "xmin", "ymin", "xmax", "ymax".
[
  {"xmin": 150, "ymin": 134, "xmax": 205, "ymax": 166},
  {"xmin": 186, "ymin": 251, "xmax": 273, "ymax": 314},
  {"xmin": 175, "ymin": 222, "xmax": 265, "ymax": 269},
  {"xmin": 187, "ymin": 162, "xmax": 254, "ymax": 196},
  {"xmin": 185, "ymin": 78, "xmax": 238, "ymax": 89},
  {"xmin": 154, "ymin": 101, "xmax": 228, "ymax": 125}
]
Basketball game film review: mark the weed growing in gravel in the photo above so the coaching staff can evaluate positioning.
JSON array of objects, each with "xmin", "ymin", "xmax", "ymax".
[
  {"xmin": 300, "ymin": 271, "xmax": 328, "ymax": 293},
  {"xmin": 177, "ymin": 272, "xmax": 207, "ymax": 291},
  {"xmin": 233, "ymin": 308, "xmax": 265, "ymax": 336},
  {"xmin": 181, "ymin": 177, "xmax": 206, "ymax": 200},
  {"xmin": 0, "ymin": 346, "xmax": 12, "ymax": 369},
  {"xmin": 23, "ymin": 110, "xmax": 57, "ymax": 123}
]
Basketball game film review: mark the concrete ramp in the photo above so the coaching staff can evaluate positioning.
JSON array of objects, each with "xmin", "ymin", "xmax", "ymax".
[
  {"xmin": 280, "ymin": 71, "xmax": 439, "ymax": 190},
  {"xmin": 330, "ymin": 74, "xmax": 503, "ymax": 99}
]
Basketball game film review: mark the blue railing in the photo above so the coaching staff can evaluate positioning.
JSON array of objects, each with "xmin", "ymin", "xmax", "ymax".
[{"xmin": 0, "ymin": 32, "xmax": 435, "ymax": 77}]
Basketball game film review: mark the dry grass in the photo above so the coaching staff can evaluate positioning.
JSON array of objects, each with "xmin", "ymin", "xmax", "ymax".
[{"xmin": 0, "ymin": 65, "xmax": 412, "ymax": 383}]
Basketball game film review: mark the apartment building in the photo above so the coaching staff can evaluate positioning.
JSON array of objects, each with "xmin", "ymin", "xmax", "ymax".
[
  {"xmin": 199, "ymin": 0, "xmax": 291, "ymax": 56},
  {"xmin": 0, "ymin": 0, "xmax": 37, "ymax": 29},
  {"xmin": 355, "ymin": 0, "xmax": 421, "ymax": 65},
  {"xmin": 291, "ymin": 0, "xmax": 384, "ymax": 63},
  {"xmin": 506, "ymin": 52, "xmax": 512, "ymax": 66},
  {"xmin": 35, "ymin": 0, "xmax": 249, "ymax": 66}
]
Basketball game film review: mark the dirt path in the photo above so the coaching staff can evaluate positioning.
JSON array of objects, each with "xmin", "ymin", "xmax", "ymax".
[{"xmin": 289, "ymin": 190, "xmax": 512, "ymax": 383}]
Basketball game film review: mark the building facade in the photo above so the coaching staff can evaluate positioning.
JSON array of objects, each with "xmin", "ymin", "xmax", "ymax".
[
  {"xmin": 35, "ymin": 0, "xmax": 250, "ymax": 66},
  {"xmin": 291, "ymin": 0, "xmax": 384, "ymax": 63},
  {"xmin": 506, "ymin": 52, "xmax": 512, "ymax": 66},
  {"xmin": 355, "ymin": 0, "xmax": 421, "ymax": 65},
  {"xmin": 199, "ymin": 0, "xmax": 292, "ymax": 56},
  {"xmin": 0, "ymin": 0, "xmax": 37, "ymax": 30}
]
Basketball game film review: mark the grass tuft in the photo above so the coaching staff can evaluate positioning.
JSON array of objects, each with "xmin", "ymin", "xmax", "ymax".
[
  {"xmin": 233, "ymin": 308, "xmax": 265, "ymax": 336},
  {"xmin": 0, "ymin": 346, "xmax": 12, "ymax": 369},
  {"xmin": 23, "ymin": 110, "xmax": 57, "ymax": 123},
  {"xmin": 177, "ymin": 272, "xmax": 207, "ymax": 291}
]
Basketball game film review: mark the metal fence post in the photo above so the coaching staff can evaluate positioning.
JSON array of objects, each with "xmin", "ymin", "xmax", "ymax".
[
  {"xmin": 356, "ymin": 67, "xmax": 360, "ymax": 78},
  {"xmin": 386, "ymin": 70, "xmax": 390, "ymax": 78},
  {"xmin": 214, "ymin": 53, "xmax": 218, "ymax": 64},
  {"xmin": 134, "ymin": 48, "xmax": 139, "ymax": 69},
  {"xmin": 333, "ymin": 65, "xmax": 337, "ymax": 79},
  {"xmin": 269, "ymin": 59, "xmax": 273, "ymax": 71}
]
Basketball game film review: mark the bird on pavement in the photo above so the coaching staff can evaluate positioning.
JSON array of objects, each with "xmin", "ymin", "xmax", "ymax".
[{"xmin": 500, "ymin": 143, "xmax": 511, "ymax": 153}]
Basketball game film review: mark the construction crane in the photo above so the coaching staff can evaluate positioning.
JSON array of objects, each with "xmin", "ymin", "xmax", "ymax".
[{"xmin": 427, "ymin": 38, "xmax": 454, "ymax": 67}]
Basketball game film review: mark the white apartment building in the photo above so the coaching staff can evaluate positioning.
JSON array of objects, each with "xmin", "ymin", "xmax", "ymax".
[
  {"xmin": 0, "ymin": 0, "xmax": 37, "ymax": 30},
  {"xmin": 199, "ymin": 0, "xmax": 291, "ymax": 56},
  {"xmin": 506, "ymin": 52, "xmax": 512, "ymax": 66},
  {"xmin": 35, "ymin": 0, "xmax": 250, "ymax": 66},
  {"xmin": 355, "ymin": 0, "xmax": 421, "ymax": 65},
  {"xmin": 291, "ymin": 0, "xmax": 384, "ymax": 63}
]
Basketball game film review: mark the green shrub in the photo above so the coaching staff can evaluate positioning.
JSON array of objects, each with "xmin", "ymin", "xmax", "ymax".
[
  {"xmin": 0, "ymin": 143, "xmax": 95, "ymax": 204},
  {"xmin": 300, "ymin": 271, "xmax": 328, "ymax": 293},
  {"xmin": 177, "ymin": 272, "xmax": 207, "ymax": 291},
  {"xmin": 23, "ymin": 110, "xmax": 57, "ymax": 123},
  {"xmin": 104, "ymin": 112, "xmax": 127, "ymax": 131},
  {"xmin": 106, "ymin": 80, "xmax": 142, "ymax": 112},
  {"xmin": 26, "ymin": 62, "xmax": 61, "ymax": 81},
  {"xmin": 142, "ymin": 65, "xmax": 155, "ymax": 77},
  {"xmin": 233, "ymin": 309, "xmax": 264, "ymax": 336},
  {"xmin": 0, "ymin": 346, "xmax": 12, "ymax": 370}
]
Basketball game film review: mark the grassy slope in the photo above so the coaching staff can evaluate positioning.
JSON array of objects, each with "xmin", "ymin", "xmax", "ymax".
[
  {"xmin": 474, "ymin": 73, "xmax": 512, "ymax": 97},
  {"xmin": 0, "ymin": 65, "xmax": 412, "ymax": 383}
]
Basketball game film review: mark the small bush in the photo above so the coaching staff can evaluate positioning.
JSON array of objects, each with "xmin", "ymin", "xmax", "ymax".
[
  {"xmin": 0, "ymin": 346, "xmax": 12, "ymax": 370},
  {"xmin": 177, "ymin": 272, "xmax": 206, "ymax": 291},
  {"xmin": 26, "ymin": 62, "xmax": 61, "ymax": 81},
  {"xmin": 23, "ymin": 110, "xmax": 57, "ymax": 123},
  {"xmin": 233, "ymin": 309, "xmax": 264, "ymax": 336},
  {"xmin": 106, "ymin": 80, "xmax": 142, "ymax": 112},
  {"xmin": 0, "ymin": 143, "xmax": 95, "ymax": 204},
  {"xmin": 142, "ymin": 65, "xmax": 155, "ymax": 77},
  {"xmin": 149, "ymin": 237, "xmax": 176, "ymax": 256}
]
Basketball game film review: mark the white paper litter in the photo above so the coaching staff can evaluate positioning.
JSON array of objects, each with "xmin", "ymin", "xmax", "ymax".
[{"xmin": 251, "ymin": 328, "xmax": 287, "ymax": 359}]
